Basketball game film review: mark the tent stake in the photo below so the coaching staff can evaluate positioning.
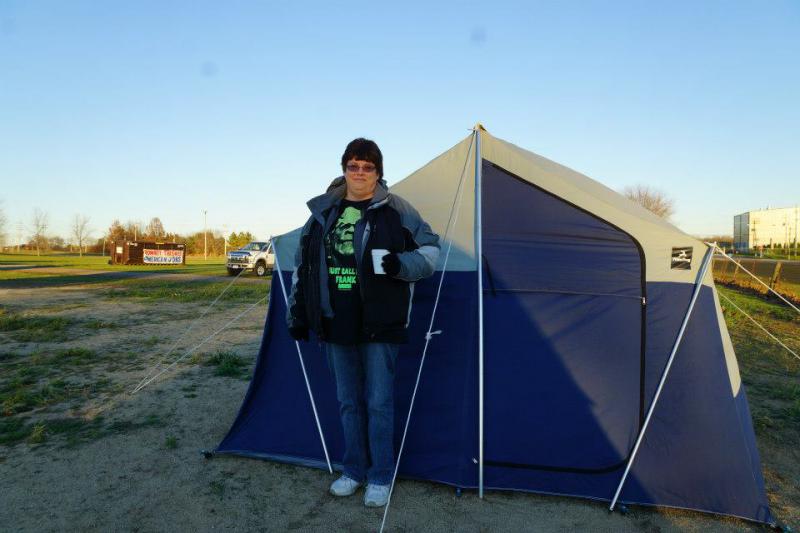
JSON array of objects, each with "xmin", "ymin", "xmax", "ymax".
[
  {"xmin": 272, "ymin": 235, "xmax": 333, "ymax": 474},
  {"xmin": 608, "ymin": 245, "xmax": 714, "ymax": 512},
  {"xmin": 474, "ymin": 126, "xmax": 485, "ymax": 499}
]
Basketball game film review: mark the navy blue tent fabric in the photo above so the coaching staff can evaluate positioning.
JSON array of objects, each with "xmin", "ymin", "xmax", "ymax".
[
  {"xmin": 217, "ymin": 269, "xmax": 481, "ymax": 486},
  {"xmin": 216, "ymin": 159, "xmax": 772, "ymax": 525},
  {"xmin": 481, "ymin": 161, "xmax": 643, "ymax": 299},
  {"xmin": 481, "ymin": 161, "xmax": 643, "ymax": 478},
  {"xmin": 625, "ymin": 284, "xmax": 771, "ymax": 522},
  {"xmin": 479, "ymin": 161, "xmax": 647, "ymax": 500},
  {"xmin": 216, "ymin": 274, "xmax": 338, "ymax": 467}
]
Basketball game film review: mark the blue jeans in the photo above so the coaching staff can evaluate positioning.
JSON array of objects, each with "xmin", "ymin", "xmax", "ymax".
[{"xmin": 326, "ymin": 342, "xmax": 399, "ymax": 485}]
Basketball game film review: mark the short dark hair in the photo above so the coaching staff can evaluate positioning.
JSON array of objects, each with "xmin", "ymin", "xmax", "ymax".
[{"xmin": 341, "ymin": 138, "xmax": 383, "ymax": 178}]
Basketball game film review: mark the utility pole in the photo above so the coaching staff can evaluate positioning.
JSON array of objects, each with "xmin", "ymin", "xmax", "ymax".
[
  {"xmin": 221, "ymin": 224, "xmax": 228, "ymax": 256},
  {"xmin": 794, "ymin": 206, "xmax": 797, "ymax": 259},
  {"xmin": 785, "ymin": 214, "xmax": 789, "ymax": 259},
  {"xmin": 16, "ymin": 221, "xmax": 22, "ymax": 253},
  {"xmin": 203, "ymin": 210, "xmax": 208, "ymax": 261}
]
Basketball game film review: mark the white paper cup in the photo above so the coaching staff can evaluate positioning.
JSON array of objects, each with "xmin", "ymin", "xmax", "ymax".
[{"xmin": 371, "ymin": 249, "xmax": 389, "ymax": 275}]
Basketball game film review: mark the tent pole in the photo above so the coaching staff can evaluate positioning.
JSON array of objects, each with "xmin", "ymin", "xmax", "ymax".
[
  {"xmin": 271, "ymin": 235, "xmax": 334, "ymax": 474},
  {"xmin": 379, "ymin": 134, "xmax": 475, "ymax": 533},
  {"xmin": 608, "ymin": 245, "xmax": 714, "ymax": 511},
  {"xmin": 474, "ymin": 127, "xmax": 485, "ymax": 499}
]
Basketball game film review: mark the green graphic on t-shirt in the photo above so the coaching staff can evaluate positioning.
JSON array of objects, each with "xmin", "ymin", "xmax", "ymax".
[
  {"xmin": 328, "ymin": 266, "xmax": 357, "ymax": 289},
  {"xmin": 326, "ymin": 206, "xmax": 362, "ymax": 291},
  {"xmin": 331, "ymin": 207, "xmax": 361, "ymax": 255}
]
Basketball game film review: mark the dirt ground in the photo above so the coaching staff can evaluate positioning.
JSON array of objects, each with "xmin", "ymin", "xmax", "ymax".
[{"xmin": 0, "ymin": 280, "xmax": 795, "ymax": 532}]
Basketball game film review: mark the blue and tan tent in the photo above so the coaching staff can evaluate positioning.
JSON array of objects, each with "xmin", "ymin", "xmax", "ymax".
[{"xmin": 216, "ymin": 125, "xmax": 772, "ymax": 525}]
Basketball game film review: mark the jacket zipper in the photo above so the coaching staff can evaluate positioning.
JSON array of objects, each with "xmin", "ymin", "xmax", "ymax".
[{"xmin": 357, "ymin": 217, "xmax": 371, "ymax": 303}]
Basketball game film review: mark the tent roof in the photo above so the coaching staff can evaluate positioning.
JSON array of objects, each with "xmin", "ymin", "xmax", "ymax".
[{"xmin": 276, "ymin": 126, "xmax": 709, "ymax": 283}]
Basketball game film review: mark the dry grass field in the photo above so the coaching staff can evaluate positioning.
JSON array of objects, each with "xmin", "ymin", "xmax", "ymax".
[{"xmin": 0, "ymin": 253, "xmax": 797, "ymax": 532}]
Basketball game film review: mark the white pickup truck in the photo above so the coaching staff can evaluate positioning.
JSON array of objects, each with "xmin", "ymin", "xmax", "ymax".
[{"xmin": 226, "ymin": 241, "xmax": 275, "ymax": 277}]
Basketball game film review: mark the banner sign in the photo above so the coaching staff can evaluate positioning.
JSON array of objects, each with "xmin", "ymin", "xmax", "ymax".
[{"xmin": 143, "ymin": 248, "xmax": 184, "ymax": 264}]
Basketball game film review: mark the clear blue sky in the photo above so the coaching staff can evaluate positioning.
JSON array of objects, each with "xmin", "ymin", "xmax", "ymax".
[{"xmin": 1, "ymin": 1, "xmax": 798, "ymax": 243}]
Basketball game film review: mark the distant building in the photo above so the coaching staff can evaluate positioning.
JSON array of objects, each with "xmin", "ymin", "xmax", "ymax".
[{"xmin": 734, "ymin": 206, "xmax": 799, "ymax": 251}]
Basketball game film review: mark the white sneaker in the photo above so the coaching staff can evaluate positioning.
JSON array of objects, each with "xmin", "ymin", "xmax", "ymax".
[
  {"xmin": 364, "ymin": 484, "xmax": 390, "ymax": 507},
  {"xmin": 329, "ymin": 475, "xmax": 362, "ymax": 497}
]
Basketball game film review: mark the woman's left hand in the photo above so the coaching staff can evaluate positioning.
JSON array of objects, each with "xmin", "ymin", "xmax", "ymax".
[{"xmin": 381, "ymin": 253, "xmax": 402, "ymax": 277}]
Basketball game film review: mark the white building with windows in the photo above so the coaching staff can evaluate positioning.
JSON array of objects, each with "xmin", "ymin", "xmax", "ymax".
[{"xmin": 734, "ymin": 206, "xmax": 799, "ymax": 251}]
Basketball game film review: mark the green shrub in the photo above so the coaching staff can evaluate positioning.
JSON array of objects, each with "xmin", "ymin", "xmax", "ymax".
[
  {"xmin": 204, "ymin": 351, "xmax": 248, "ymax": 378},
  {"xmin": 0, "ymin": 314, "xmax": 71, "ymax": 332},
  {"xmin": 28, "ymin": 424, "xmax": 47, "ymax": 444},
  {"xmin": 56, "ymin": 347, "xmax": 95, "ymax": 365}
]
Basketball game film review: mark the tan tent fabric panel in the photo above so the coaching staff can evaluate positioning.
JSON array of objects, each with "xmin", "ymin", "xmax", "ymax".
[
  {"xmin": 388, "ymin": 134, "xmax": 476, "ymax": 271},
  {"xmin": 274, "ymin": 227, "xmax": 302, "ymax": 272},
  {"xmin": 274, "ymin": 135, "xmax": 477, "ymax": 271},
  {"xmin": 711, "ymin": 282, "xmax": 742, "ymax": 396}
]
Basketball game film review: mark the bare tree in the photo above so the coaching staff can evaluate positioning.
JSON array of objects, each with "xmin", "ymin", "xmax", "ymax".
[
  {"xmin": 48, "ymin": 235, "xmax": 67, "ymax": 250},
  {"xmin": 146, "ymin": 217, "xmax": 165, "ymax": 240},
  {"xmin": 71, "ymin": 214, "xmax": 91, "ymax": 257},
  {"xmin": 125, "ymin": 220, "xmax": 143, "ymax": 241},
  {"xmin": 31, "ymin": 208, "xmax": 49, "ymax": 256},
  {"xmin": 622, "ymin": 184, "xmax": 675, "ymax": 219}
]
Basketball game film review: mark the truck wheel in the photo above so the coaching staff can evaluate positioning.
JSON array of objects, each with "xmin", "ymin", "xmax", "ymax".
[
  {"xmin": 227, "ymin": 268, "xmax": 238, "ymax": 276},
  {"xmin": 255, "ymin": 261, "xmax": 267, "ymax": 277}
]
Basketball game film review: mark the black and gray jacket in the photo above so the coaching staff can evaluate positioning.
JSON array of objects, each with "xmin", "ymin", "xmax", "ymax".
[{"xmin": 287, "ymin": 176, "xmax": 440, "ymax": 344}]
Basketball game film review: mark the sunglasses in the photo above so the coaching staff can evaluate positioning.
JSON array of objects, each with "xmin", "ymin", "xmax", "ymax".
[{"xmin": 346, "ymin": 163, "xmax": 377, "ymax": 173}]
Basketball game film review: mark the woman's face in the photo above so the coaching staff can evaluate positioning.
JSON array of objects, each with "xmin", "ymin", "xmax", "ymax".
[{"xmin": 344, "ymin": 158, "xmax": 379, "ymax": 199}]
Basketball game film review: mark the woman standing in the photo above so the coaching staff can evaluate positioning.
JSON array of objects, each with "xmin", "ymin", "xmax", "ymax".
[{"xmin": 287, "ymin": 138, "xmax": 440, "ymax": 507}]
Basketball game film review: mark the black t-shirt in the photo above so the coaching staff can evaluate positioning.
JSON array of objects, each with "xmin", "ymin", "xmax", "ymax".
[{"xmin": 323, "ymin": 198, "xmax": 371, "ymax": 344}]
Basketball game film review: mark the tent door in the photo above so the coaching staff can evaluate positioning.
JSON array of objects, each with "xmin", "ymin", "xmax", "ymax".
[{"xmin": 481, "ymin": 161, "xmax": 644, "ymax": 474}]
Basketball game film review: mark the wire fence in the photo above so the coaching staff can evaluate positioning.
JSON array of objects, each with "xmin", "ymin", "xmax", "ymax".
[{"xmin": 713, "ymin": 257, "xmax": 800, "ymax": 304}]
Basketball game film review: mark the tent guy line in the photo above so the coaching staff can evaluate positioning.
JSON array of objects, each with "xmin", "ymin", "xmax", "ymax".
[
  {"xmin": 272, "ymin": 233, "xmax": 333, "ymax": 474},
  {"xmin": 132, "ymin": 256, "xmax": 258, "ymax": 393},
  {"xmin": 40, "ymin": 246, "xmax": 273, "ymax": 420},
  {"xmin": 714, "ymin": 246, "xmax": 800, "ymax": 316},
  {"xmin": 716, "ymin": 285, "xmax": 799, "ymax": 363},
  {"xmin": 131, "ymin": 294, "xmax": 267, "ymax": 394},
  {"xmin": 380, "ymin": 130, "xmax": 475, "ymax": 533},
  {"xmin": 711, "ymin": 244, "xmax": 799, "ymax": 362}
]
